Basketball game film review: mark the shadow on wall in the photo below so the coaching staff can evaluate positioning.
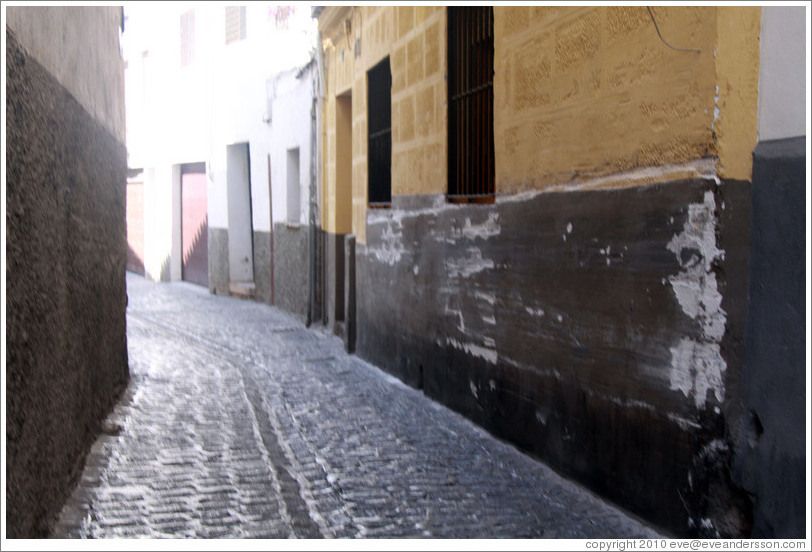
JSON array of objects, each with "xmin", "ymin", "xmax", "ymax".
[
  {"xmin": 127, "ymin": 244, "xmax": 145, "ymax": 275},
  {"xmin": 5, "ymin": 24, "xmax": 129, "ymax": 538},
  {"xmin": 137, "ymin": 254, "xmax": 172, "ymax": 283},
  {"xmin": 182, "ymin": 218, "xmax": 209, "ymax": 287},
  {"xmin": 132, "ymin": 225, "xmax": 209, "ymax": 286}
]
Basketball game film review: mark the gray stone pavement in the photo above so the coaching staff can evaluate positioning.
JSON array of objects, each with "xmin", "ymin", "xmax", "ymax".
[{"xmin": 50, "ymin": 272, "xmax": 664, "ymax": 539}]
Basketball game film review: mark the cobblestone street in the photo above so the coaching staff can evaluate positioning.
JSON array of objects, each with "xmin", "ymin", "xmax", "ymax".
[{"xmin": 51, "ymin": 273, "xmax": 663, "ymax": 539}]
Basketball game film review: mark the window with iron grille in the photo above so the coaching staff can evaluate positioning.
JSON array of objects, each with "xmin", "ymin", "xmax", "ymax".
[
  {"xmin": 367, "ymin": 57, "xmax": 392, "ymax": 207},
  {"xmin": 180, "ymin": 9, "xmax": 195, "ymax": 67},
  {"xmin": 225, "ymin": 6, "xmax": 247, "ymax": 44},
  {"xmin": 447, "ymin": 6, "xmax": 494, "ymax": 202}
]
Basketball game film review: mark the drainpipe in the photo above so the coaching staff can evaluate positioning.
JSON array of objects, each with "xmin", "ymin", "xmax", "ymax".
[
  {"xmin": 307, "ymin": 32, "xmax": 326, "ymax": 327},
  {"xmin": 307, "ymin": 86, "xmax": 316, "ymax": 327},
  {"xmin": 316, "ymin": 30, "xmax": 326, "ymax": 99},
  {"xmin": 267, "ymin": 153, "xmax": 274, "ymax": 305}
]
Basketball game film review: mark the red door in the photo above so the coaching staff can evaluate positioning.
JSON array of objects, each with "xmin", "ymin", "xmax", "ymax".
[{"xmin": 181, "ymin": 164, "xmax": 209, "ymax": 287}]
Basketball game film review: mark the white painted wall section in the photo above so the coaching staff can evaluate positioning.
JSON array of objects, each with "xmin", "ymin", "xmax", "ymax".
[
  {"xmin": 269, "ymin": 66, "xmax": 316, "ymax": 227},
  {"xmin": 142, "ymin": 165, "xmax": 181, "ymax": 281},
  {"xmin": 121, "ymin": 3, "xmax": 317, "ymax": 281},
  {"xmin": 227, "ymin": 143, "xmax": 254, "ymax": 282},
  {"xmin": 6, "ymin": 6, "xmax": 125, "ymax": 141},
  {"xmin": 758, "ymin": 6, "xmax": 808, "ymax": 141},
  {"xmin": 666, "ymin": 191, "xmax": 727, "ymax": 410}
]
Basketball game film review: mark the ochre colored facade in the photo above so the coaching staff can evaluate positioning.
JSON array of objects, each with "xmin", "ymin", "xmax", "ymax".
[
  {"xmin": 319, "ymin": 6, "xmax": 761, "ymax": 241},
  {"xmin": 316, "ymin": 6, "xmax": 804, "ymax": 539},
  {"xmin": 320, "ymin": 6, "xmax": 447, "ymax": 244}
]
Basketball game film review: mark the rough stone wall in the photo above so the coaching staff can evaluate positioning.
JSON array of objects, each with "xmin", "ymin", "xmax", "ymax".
[
  {"xmin": 6, "ymin": 27, "xmax": 129, "ymax": 537},
  {"xmin": 4, "ymin": 6, "xmax": 126, "ymax": 142},
  {"xmin": 356, "ymin": 179, "xmax": 753, "ymax": 537},
  {"xmin": 126, "ymin": 179, "xmax": 146, "ymax": 275}
]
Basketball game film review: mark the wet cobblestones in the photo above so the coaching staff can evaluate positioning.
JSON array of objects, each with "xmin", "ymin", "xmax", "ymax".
[{"xmin": 51, "ymin": 273, "xmax": 664, "ymax": 539}]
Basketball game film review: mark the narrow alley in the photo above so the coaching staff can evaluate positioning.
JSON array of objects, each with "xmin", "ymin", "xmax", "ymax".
[{"xmin": 51, "ymin": 273, "xmax": 662, "ymax": 539}]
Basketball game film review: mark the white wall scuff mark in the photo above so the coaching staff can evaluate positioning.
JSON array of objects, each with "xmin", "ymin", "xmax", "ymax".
[
  {"xmin": 456, "ymin": 212, "xmax": 501, "ymax": 241},
  {"xmin": 666, "ymin": 190, "xmax": 727, "ymax": 409},
  {"xmin": 369, "ymin": 217, "xmax": 406, "ymax": 266},
  {"xmin": 447, "ymin": 337, "xmax": 498, "ymax": 365},
  {"xmin": 667, "ymin": 412, "xmax": 703, "ymax": 431},
  {"xmin": 670, "ymin": 339, "xmax": 726, "ymax": 410},
  {"xmin": 445, "ymin": 247, "xmax": 495, "ymax": 279},
  {"xmin": 443, "ymin": 297, "xmax": 466, "ymax": 334},
  {"xmin": 474, "ymin": 290, "xmax": 496, "ymax": 305}
]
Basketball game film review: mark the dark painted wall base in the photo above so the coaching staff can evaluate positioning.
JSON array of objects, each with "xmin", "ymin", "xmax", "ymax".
[
  {"xmin": 252, "ymin": 229, "xmax": 272, "ymax": 305},
  {"xmin": 6, "ymin": 30, "xmax": 129, "ymax": 537},
  {"xmin": 356, "ymin": 180, "xmax": 754, "ymax": 537},
  {"xmin": 324, "ymin": 231, "xmax": 347, "ymax": 336},
  {"xmin": 345, "ymin": 234, "xmax": 357, "ymax": 353},
  {"xmin": 267, "ymin": 224, "xmax": 310, "ymax": 322},
  {"xmin": 211, "ymin": 227, "xmax": 309, "ymax": 322},
  {"xmin": 208, "ymin": 227, "xmax": 229, "ymax": 296},
  {"xmin": 733, "ymin": 136, "xmax": 807, "ymax": 538}
]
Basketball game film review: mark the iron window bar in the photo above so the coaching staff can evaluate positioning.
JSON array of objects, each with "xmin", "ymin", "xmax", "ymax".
[
  {"xmin": 447, "ymin": 6, "xmax": 494, "ymax": 203},
  {"xmin": 367, "ymin": 57, "xmax": 392, "ymax": 207}
]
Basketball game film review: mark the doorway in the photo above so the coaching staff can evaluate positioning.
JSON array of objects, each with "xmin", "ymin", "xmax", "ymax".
[
  {"xmin": 181, "ymin": 162, "xmax": 208, "ymax": 286},
  {"xmin": 333, "ymin": 92, "xmax": 353, "ymax": 327},
  {"xmin": 227, "ymin": 143, "xmax": 255, "ymax": 295}
]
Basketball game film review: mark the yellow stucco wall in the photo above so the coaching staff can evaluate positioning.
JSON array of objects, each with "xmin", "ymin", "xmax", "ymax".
[
  {"xmin": 496, "ymin": 6, "xmax": 733, "ymax": 193},
  {"xmin": 321, "ymin": 26, "xmax": 354, "ymax": 236},
  {"xmin": 390, "ymin": 6, "xmax": 446, "ymax": 200},
  {"xmin": 318, "ymin": 6, "xmax": 762, "ymax": 243},
  {"xmin": 714, "ymin": 7, "xmax": 761, "ymax": 180},
  {"xmin": 320, "ymin": 6, "xmax": 446, "ymax": 244},
  {"xmin": 493, "ymin": 5, "xmax": 760, "ymax": 192}
]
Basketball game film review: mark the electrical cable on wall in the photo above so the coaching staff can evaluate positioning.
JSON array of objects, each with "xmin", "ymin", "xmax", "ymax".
[{"xmin": 647, "ymin": 6, "xmax": 701, "ymax": 54}]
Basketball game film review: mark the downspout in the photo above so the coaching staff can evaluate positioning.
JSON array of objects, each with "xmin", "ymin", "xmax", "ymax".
[
  {"xmin": 307, "ymin": 77, "xmax": 316, "ymax": 327},
  {"xmin": 308, "ymin": 31, "xmax": 326, "ymax": 327},
  {"xmin": 267, "ymin": 153, "xmax": 274, "ymax": 305}
]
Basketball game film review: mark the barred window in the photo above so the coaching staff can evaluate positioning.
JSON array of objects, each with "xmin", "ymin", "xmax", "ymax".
[
  {"xmin": 447, "ymin": 6, "xmax": 494, "ymax": 202},
  {"xmin": 225, "ymin": 6, "xmax": 247, "ymax": 44},
  {"xmin": 180, "ymin": 10, "xmax": 195, "ymax": 67},
  {"xmin": 367, "ymin": 57, "xmax": 392, "ymax": 207}
]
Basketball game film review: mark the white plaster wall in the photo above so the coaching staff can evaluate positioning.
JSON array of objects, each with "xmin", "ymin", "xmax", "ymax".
[
  {"xmin": 226, "ymin": 143, "xmax": 254, "ymax": 281},
  {"xmin": 269, "ymin": 66, "xmax": 317, "ymax": 227},
  {"xmin": 207, "ymin": 3, "xmax": 316, "ymax": 232},
  {"xmin": 758, "ymin": 6, "xmax": 808, "ymax": 141},
  {"xmin": 142, "ymin": 165, "xmax": 181, "ymax": 281},
  {"xmin": 121, "ymin": 3, "xmax": 317, "ymax": 281},
  {"xmin": 6, "ymin": 6, "xmax": 126, "ymax": 142},
  {"xmin": 123, "ymin": 5, "xmax": 214, "ymax": 169}
]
